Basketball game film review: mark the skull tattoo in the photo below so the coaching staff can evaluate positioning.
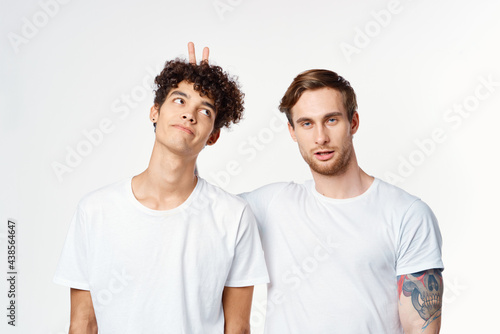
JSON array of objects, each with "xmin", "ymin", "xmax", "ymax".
[{"xmin": 401, "ymin": 269, "xmax": 443, "ymax": 321}]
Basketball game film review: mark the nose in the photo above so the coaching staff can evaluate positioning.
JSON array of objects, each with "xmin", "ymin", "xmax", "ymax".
[
  {"xmin": 315, "ymin": 125, "xmax": 329, "ymax": 145},
  {"xmin": 181, "ymin": 109, "xmax": 196, "ymax": 123}
]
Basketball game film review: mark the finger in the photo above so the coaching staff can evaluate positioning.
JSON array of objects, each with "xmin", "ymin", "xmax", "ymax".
[
  {"xmin": 188, "ymin": 42, "xmax": 196, "ymax": 64},
  {"xmin": 202, "ymin": 47, "xmax": 210, "ymax": 64}
]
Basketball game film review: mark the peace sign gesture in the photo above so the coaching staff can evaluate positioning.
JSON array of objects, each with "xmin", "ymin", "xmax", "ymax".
[{"xmin": 188, "ymin": 42, "xmax": 209, "ymax": 65}]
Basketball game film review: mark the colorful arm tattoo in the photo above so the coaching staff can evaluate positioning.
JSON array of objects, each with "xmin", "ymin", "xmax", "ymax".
[{"xmin": 397, "ymin": 269, "xmax": 443, "ymax": 330}]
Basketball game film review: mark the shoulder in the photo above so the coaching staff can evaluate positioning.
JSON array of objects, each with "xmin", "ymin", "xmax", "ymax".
[
  {"xmin": 253, "ymin": 181, "xmax": 296, "ymax": 193},
  {"xmin": 199, "ymin": 178, "xmax": 249, "ymax": 210},
  {"xmin": 239, "ymin": 181, "xmax": 300, "ymax": 202},
  {"xmin": 237, "ymin": 181, "xmax": 307, "ymax": 223},
  {"xmin": 369, "ymin": 178, "xmax": 440, "ymax": 226},
  {"xmin": 78, "ymin": 178, "xmax": 130, "ymax": 210},
  {"xmin": 375, "ymin": 179, "xmax": 438, "ymax": 227},
  {"xmin": 374, "ymin": 178, "xmax": 422, "ymax": 209},
  {"xmin": 198, "ymin": 179, "xmax": 261, "ymax": 229},
  {"xmin": 238, "ymin": 181, "xmax": 304, "ymax": 210}
]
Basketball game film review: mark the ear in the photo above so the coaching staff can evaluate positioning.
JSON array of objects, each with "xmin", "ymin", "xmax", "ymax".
[
  {"xmin": 350, "ymin": 111, "xmax": 359, "ymax": 136},
  {"xmin": 288, "ymin": 122, "xmax": 297, "ymax": 142},
  {"xmin": 150, "ymin": 104, "xmax": 160, "ymax": 123},
  {"xmin": 206, "ymin": 128, "xmax": 221, "ymax": 146}
]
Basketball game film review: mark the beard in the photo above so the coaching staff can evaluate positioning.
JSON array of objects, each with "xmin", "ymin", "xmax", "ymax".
[{"xmin": 299, "ymin": 138, "xmax": 354, "ymax": 176}]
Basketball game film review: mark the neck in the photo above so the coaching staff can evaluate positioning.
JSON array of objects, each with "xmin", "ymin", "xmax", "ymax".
[
  {"xmin": 131, "ymin": 141, "xmax": 198, "ymax": 210},
  {"xmin": 311, "ymin": 152, "xmax": 374, "ymax": 199}
]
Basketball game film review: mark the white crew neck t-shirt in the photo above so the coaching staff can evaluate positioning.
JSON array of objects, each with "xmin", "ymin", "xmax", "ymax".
[
  {"xmin": 54, "ymin": 177, "xmax": 269, "ymax": 334},
  {"xmin": 241, "ymin": 178, "xmax": 443, "ymax": 334}
]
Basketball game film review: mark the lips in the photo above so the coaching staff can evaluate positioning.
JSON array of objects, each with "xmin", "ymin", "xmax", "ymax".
[
  {"xmin": 314, "ymin": 150, "xmax": 335, "ymax": 161},
  {"xmin": 172, "ymin": 124, "xmax": 194, "ymax": 135}
]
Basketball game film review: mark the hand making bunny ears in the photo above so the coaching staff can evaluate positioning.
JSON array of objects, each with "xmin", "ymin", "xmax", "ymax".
[{"xmin": 188, "ymin": 41, "xmax": 209, "ymax": 65}]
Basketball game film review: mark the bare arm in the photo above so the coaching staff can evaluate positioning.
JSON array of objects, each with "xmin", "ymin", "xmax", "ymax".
[
  {"xmin": 222, "ymin": 286, "xmax": 254, "ymax": 334},
  {"xmin": 397, "ymin": 269, "xmax": 443, "ymax": 334},
  {"xmin": 69, "ymin": 288, "xmax": 97, "ymax": 334}
]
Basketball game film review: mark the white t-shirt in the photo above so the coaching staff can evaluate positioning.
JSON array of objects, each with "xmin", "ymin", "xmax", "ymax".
[
  {"xmin": 241, "ymin": 178, "xmax": 443, "ymax": 334},
  {"xmin": 54, "ymin": 177, "xmax": 269, "ymax": 334}
]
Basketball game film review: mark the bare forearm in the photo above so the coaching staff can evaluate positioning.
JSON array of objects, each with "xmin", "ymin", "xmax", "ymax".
[
  {"xmin": 69, "ymin": 320, "xmax": 98, "ymax": 334},
  {"xmin": 224, "ymin": 323, "xmax": 250, "ymax": 334},
  {"xmin": 69, "ymin": 288, "xmax": 98, "ymax": 334},
  {"xmin": 222, "ymin": 286, "xmax": 254, "ymax": 334}
]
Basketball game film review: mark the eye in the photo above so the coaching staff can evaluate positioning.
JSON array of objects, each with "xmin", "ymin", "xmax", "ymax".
[
  {"xmin": 173, "ymin": 98, "xmax": 184, "ymax": 104},
  {"xmin": 327, "ymin": 118, "xmax": 336, "ymax": 123},
  {"xmin": 199, "ymin": 109, "xmax": 211, "ymax": 117},
  {"xmin": 302, "ymin": 121, "xmax": 312, "ymax": 127}
]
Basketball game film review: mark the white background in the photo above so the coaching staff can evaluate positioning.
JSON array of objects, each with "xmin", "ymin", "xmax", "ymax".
[{"xmin": 1, "ymin": 0, "xmax": 499, "ymax": 333}]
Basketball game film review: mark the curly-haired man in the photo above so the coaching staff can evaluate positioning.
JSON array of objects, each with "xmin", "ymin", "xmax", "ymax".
[{"xmin": 54, "ymin": 44, "xmax": 269, "ymax": 334}]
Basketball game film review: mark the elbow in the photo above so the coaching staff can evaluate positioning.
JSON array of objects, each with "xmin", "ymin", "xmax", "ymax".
[{"xmin": 88, "ymin": 321, "xmax": 98, "ymax": 334}]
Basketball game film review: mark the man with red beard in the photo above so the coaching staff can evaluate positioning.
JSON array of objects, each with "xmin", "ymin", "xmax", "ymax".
[{"xmin": 241, "ymin": 69, "xmax": 444, "ymax": 333}]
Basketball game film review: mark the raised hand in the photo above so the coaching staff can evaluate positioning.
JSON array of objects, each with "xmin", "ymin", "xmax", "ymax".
[{"xmin": 188, "ymin": 42, "xmax": 209, "ymax": 65}]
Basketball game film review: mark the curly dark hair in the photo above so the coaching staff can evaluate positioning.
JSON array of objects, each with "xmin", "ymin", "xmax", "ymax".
[{"xmin": 153, "ymin": 59, "xmax": 244, "ymax": 131}]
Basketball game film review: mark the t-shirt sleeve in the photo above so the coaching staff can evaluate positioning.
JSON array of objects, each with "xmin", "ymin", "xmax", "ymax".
[
  {"xmin": 238, "ymin": 183, "xmax": 288, "ymax": 227},
  {"xmin": 53, "ymin": 203, "xmax": 90, "ymax": 290},
  {"xmin": 396, "ymin": 199, "xmax": 444, "ymax": 276},
  {"xmin": 225, "ymin": 204, "xmax": 269, "ymax": 287}
]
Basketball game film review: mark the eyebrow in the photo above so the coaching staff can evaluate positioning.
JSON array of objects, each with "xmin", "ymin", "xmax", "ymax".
[
  {"xmin": 170, "ymin": 90, "xmax": 216, "ymax": 113},
  {"xmin": 323, "ymin": 111, "xmax": 343, "ymax": 119},
  {"xmin": 295, "ymin": 111, "xmax": 343, "ymax": 124},
  {"xmin": 201, "ymin": 101, "xmax": 216, "ymax": 112},
  {"xmin": 170, "ymin": 91, "xmax": 189, "ymax": 99}
]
